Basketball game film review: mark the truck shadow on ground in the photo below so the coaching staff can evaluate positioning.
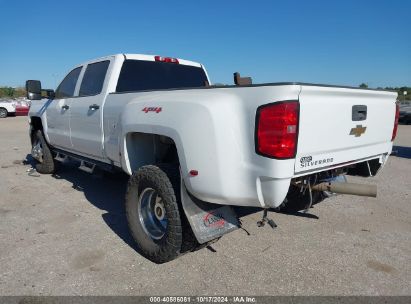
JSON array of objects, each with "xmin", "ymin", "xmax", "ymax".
[
  {"xmin": 25, "ymin": 155, "xmax": 318, "ymax": 257},
  {"xmin": 234, "ymin": 207, "xmax": 319, "ymax": 219},
  {"xmin": 32, "ymin": 159, "xmax": 146, "ymax": 257},
  {"xmin": 392, "ymin": 146, "xmax": 411, "ymax": 159}
]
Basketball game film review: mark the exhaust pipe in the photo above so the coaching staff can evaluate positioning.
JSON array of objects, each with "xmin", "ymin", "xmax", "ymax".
[{"xmin": 311, "ymin": 182, "xmax": 377, "ymax": 198}]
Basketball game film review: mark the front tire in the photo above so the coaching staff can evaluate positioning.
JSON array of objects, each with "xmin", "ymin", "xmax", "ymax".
[
  {"xmin": 31, "ymin": 130, "xmax": 57, "ymax": 174},
  {"xmin": 125, "ymin": 164, "xmax": 195, "ymax": 263},
  {"xmin": 0, "ymin": 108, "xmax": 8, "ymax": 118}
]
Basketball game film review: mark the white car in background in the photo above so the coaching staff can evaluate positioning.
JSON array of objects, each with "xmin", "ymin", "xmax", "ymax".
[{"xmin": 0, "ymin": 100, "xmax": 16, "ymax": 118}]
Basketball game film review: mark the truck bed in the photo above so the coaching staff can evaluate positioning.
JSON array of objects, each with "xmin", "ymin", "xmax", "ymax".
[{"xmin": 103, "ymin": 82, "xmax": 397, "ymax": 208}]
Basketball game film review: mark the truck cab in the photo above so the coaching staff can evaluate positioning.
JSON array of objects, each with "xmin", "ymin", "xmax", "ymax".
[{"xmin": 39, "ymin": 54, "xmax": 209, "ymax": 162}]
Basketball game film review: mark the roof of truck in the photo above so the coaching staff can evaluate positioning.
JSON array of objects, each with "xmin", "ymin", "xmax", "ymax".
[
  {"xmin": 78, "ymin": 54, "xmax": 202, "ymax": 68},
  {"xmin": 124, "ymin": 54, "xmax": 202, "ymax": 68}
]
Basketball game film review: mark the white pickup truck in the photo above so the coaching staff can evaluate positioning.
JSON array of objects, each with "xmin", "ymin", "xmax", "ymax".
[{"xmin": 26, "ymin": 54, "xmax": 399, "ymax": 263}]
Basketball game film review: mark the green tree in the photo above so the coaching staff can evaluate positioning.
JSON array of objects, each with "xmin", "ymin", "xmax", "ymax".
[
  {"xmin": 14, "ymin": 87, "xmax": 26, "ymax": 97},
  {"xmin": 0, "ymin": 87, "xmax": 15, "ymax": 97},
  {"xmin": 359, "ymin": 83, "xmax": 368, "ymax": 88},
  {"xmin": 0, "ymin": 86, "xmax": 27, "ymax": 98}
]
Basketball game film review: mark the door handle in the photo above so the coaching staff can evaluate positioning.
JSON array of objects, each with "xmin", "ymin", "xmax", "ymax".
[
  {"xmin": 62, "ymin": 105, "xmax": 69, "ymax": 110},
  {"xmin": 89, "ymin": 104, "xmax": 100, "ymax": 110}
]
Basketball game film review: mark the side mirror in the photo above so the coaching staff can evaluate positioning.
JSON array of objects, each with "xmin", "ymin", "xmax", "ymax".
[
  {"xmin": 44, "ymin": 89, "xmax": 55, "ymax": 99},
  {"xmin": 26, "ymin": 80, "xmax": 42, "ymax": 100}
]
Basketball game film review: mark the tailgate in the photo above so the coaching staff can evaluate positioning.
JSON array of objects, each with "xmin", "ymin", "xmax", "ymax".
[{"xmin": 295, "ymin": 85, "xmax": 397, "ymax": 174}]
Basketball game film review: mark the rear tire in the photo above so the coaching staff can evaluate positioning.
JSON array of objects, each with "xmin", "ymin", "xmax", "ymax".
[
  {"xmin": 275, "ymin": 198, "xmax": 309, "ymax": 213},
  {"xmin": 274, "ymin": 185, "xmax": 323, "ymax": 213},
  {"xmin": 0, "ymin": 108, "xmax": 8, "ymax": 118},
  {"xmin": 31, "ymin": 130, "xmax": 57, "ymax": 174},
  {"xmin": 125, "ymin": 164, "xmax": 197, "ymax": 263}
]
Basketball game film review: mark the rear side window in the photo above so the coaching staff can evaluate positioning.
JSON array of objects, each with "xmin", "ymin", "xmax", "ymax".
[
  {"xmin": 116, "ymin": 60, "xmax": 208, "ymax": 92},
  {"xmin": 55, "ymin": 67, "xmax": 82, "ymax": 99},
  {"xmin": 79, "ymin": 61, "xmax": 110, "ymax": 96}
]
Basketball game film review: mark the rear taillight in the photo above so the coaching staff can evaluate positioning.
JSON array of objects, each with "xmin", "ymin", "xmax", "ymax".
[
  {"xmin": 256, "ymin": 101, "xmax": 299, "ymax": 159},
  {"xmin": 391, "ymin": 103, "xmax": 399, "ymax": 141},
  {"xmin": 154, "ymin": 55, "xmax": 179, "ymax": 64}
]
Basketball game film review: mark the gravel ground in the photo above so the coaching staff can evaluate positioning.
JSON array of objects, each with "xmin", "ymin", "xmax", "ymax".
[{"xmin": 0, "ymin": 117, "xmax": 410, "ymax": 296}]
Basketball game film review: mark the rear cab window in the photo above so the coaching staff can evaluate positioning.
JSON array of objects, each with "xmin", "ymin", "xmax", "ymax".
[
  {"xmin": 79, "ymin": 61, "xmax": 110, "ymax": 96},
  {"xmin": 116, "ymin": 60, "xmax": 208, "ymax": 92}
]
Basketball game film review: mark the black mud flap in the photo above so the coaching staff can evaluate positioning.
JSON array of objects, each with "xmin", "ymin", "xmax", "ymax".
[{"xmin": 180, "ymin": 183, "xmax": 239, "ymax": 244}]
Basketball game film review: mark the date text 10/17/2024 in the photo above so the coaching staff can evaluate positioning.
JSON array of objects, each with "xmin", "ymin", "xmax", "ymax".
[{"xmin": 149, "ymin": 297, "xmax": 257, "ymax": 303}]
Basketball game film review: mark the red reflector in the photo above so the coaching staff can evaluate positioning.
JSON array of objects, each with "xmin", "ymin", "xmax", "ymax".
[
  {"xmin": 189, "ymin": 170, "xmax": 198, "ymax": 176},
  {"xmin": 154, "ymin": 55, "xmax": 179, "ymax": 64},
  {"xmin": 256, "ymin": 101, "xmax": 299, "ymax": 159},
  {"xmin": 391, "ymin": 103, "xmax": 399, "ymax": 141}
]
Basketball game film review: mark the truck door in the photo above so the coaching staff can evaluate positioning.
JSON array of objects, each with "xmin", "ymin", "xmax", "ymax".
[
  {"xmin": 46, "ymin": 66, "xmax": 82, "ymax": 149},
  {"xmin": 69, "ymin": 60, "xmax": 111, "ymax": 161}
]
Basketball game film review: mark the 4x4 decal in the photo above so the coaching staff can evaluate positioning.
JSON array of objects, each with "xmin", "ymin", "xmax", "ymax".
[{"xmin": 142, "ymin": 107, "xmax": 162, "ymax": 113}]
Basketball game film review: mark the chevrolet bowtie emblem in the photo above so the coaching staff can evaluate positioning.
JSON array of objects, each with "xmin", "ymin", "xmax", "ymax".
[{"xmin": 350, "ymin": 125, "xmax": 367, "ymax": 137}]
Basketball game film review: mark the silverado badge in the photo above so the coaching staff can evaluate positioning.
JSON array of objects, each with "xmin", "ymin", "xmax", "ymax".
[{"xmin": 349, "ymin": 125, "xmax": 367, "ymax": 137}]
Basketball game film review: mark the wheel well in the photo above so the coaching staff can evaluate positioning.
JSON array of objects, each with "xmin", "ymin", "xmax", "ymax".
[
  {"xmin": 125, "ymin": 132, "xmax": 179, "ymax": 172},
  {"xmin": 29, "ymin": 117, "xmax": 43, "ymax": 143}
]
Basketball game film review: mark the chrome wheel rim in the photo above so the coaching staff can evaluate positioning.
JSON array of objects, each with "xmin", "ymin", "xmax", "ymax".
[
  {"xmin": 31, "ymin": 139, "xmax": 44, "ymax": 163},
  {"xmin": 0, "ymin": 109, "xmax": 6, "ymax": 118},
  {"xmin": 138, "ymin": 188, "xmax": 168, "ymax": 240}
]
